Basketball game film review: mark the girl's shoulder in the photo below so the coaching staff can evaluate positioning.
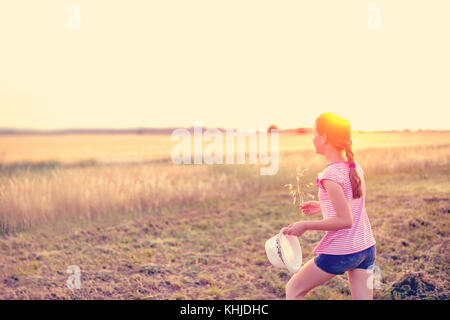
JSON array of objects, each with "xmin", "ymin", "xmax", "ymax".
[
  {"xmin": 322, "ymin": 162, "xmax": 348, "ymax": 175},
  {"xmin": 320, "ymin": 161, "xmax": 365, "ymax": 183},
  {"xmin": 319, "ymin": 161, "xmax": 364, "ymax": 178},
  {"xmin": 324, "ymin": 161, "xmax": 364, "ymax": 174},
  {"xmin": 318, "ymin": 163, "xmax": 347, "ymax": 188}
]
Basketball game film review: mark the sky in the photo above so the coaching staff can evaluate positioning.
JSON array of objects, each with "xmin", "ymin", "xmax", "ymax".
[{"xmin": 0, "ymin": 0, "xmax": 449, "ymax": 131}]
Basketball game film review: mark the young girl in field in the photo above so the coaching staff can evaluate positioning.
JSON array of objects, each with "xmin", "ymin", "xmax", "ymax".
[{"xmin": 283, "ymin": 112, "xmax": 376, "ymax": 300}]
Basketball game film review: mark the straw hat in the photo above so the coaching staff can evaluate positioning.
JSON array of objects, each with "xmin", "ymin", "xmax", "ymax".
[{"xmin": 265, "ymin": 227, "xmax": 302, "ymax": 273}]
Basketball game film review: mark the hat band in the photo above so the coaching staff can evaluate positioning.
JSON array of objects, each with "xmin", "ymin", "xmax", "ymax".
[{"xmin": 276, "ymin": 233, "xmax": 285, "ymax": 265}]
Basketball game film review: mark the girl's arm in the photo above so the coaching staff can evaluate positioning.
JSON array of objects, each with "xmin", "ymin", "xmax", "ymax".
[
  {"xmin": 283, "ymin": 179, "xmax": 353, "ymax": 237},
  {"xmin": 305, "ymin": 179, "xmax": 353, "ymax": 231}
]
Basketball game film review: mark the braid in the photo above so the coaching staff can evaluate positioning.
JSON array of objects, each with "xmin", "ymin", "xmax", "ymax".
[
  {"xmin": 345, "ymin": 144, "xmax": 362, "ymax": 199},
  {"xmin": 345, "ymin": 145, "xmax": 355, "ymax": 164}
]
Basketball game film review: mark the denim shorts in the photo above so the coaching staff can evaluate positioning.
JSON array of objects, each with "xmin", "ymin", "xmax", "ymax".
[{"xmin": 314, "ymin": 245, "xmax": 376, "ymax": 275}]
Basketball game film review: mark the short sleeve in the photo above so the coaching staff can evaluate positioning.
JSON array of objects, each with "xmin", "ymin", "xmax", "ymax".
[{"xmin": 317, "ymin": 168, "xmax": 345, "ymax": 190}]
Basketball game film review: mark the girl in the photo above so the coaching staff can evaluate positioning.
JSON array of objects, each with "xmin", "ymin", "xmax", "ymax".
[{"xmin": 283, "ymin": 112, "xmax": 376, "ymax": 300}]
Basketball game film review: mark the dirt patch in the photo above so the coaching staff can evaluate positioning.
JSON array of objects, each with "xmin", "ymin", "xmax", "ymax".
[
  {"xmin": 390, "ymin": 273, "xmax": 446, "ymax": 300},
  {"xmin": 422, "ymin": 197, "xmax": 449, "ymax": 202},
  {"xmin": 408, "ymin": 218, "xmax": 430, "ymax": 229}
]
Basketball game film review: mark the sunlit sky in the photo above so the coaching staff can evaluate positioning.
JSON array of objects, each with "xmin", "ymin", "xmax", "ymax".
[{"xmin": 0, "ymin": 0, "xmax": 449, "ymax": 131}]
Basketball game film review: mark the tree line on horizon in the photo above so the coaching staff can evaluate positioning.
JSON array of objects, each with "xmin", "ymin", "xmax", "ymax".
[{"xmin": 0, "ymin": 126, "xmax": 444, "ymax": 135}]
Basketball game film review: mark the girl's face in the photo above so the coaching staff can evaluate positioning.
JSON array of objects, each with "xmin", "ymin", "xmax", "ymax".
[{"xmin": 312, "ymin": 122, "xmax": 326, "ymax": 154}]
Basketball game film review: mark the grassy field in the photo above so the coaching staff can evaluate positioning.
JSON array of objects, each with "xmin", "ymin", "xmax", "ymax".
[
  {"xmin": 1, "ymin": 131, "xmax": 449, "ymax": 164},
  {"xmin": 0, "ymin": 131, "xmax": 449, "ymax": 299}
]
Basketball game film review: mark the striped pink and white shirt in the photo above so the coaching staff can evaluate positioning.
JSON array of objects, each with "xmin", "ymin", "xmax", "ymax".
[{"xmin": 313, "ymin": 160, "xmax": 376, "ymax": 255}]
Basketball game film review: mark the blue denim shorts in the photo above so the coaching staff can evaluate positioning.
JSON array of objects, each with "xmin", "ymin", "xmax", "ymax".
[{"xmin": 314, "ymin": 245, "xmax": 376, "ymax": 275}]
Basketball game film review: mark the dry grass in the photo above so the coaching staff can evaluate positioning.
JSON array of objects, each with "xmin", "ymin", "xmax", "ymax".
[
  {"xmin": 0, "ymin": 166, "xmax": 448, "ymax": 299},
  {"xmin": 0, "ymin": 163, "xmax": 267, "ymax": 233},
  {"xmin": 0, "ymin": 131, "xmax": 449, "ymax": 299},
  {"xmin": 0, "ymin": 132, "xmax": 449, "ymax": 234}
]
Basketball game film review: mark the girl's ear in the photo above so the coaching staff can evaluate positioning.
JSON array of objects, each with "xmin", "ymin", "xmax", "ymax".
[{"xmin": 321, "ymin": 133, "xmax": 327, "ymax": 144}]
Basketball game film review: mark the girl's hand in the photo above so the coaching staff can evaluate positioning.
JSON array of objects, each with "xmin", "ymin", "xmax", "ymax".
[
  {"xmin": 300, "ymin": 201, "xmax": 321, "ymax": 215},
  {"xmin": 282, "ymin": 221, "xmax": 309, "ymax": 237}
]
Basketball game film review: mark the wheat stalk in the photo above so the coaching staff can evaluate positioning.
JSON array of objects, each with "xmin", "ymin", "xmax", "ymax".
[{"xmin": 284, "ymin": 165, "xmax": 314, "ymax": 207}]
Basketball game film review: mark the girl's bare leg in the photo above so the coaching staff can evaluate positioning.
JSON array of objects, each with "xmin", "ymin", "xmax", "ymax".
[
  {"xmin": 285, "ymin": 258, "xmax": 336, "ymax": 300},
  {"xmin": 347, "ymin": 268, "xmax": 374, "ymax": 300}
]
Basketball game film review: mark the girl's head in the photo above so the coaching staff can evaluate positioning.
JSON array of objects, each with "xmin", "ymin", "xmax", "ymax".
[{"xmin": 313, "ymin": 112, "xmax": 363, "ymax": 199}]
